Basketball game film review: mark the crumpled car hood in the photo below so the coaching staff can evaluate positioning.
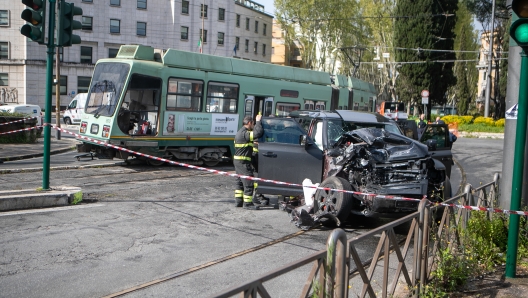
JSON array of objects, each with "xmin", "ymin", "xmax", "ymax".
[{"xmin": 340, "ymin": 128, "xmax": 429, "ymax": 162}]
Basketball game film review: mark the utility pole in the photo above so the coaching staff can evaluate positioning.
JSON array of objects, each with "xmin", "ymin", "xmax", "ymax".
[
  {"xmin": 55, "ymin": 46, "xmax": 61, "ymax": 140},
  {"xmin": 484, "ymin": 0, "xmax": 496, "ymax": 117}
]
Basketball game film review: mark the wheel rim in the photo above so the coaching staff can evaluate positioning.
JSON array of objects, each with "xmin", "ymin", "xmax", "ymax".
[
  {"xmin": 65, "ymin": 118, "xmax": 71, "ymax": 125},
  {"xmin": 314, "ymin": 185, "xmax": 339, "ymax": 215}
]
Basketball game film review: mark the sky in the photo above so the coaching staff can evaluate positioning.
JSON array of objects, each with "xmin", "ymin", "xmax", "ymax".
[{"xmin": 255, "ymin": 0, "xmax": 276, "ymax": 16}]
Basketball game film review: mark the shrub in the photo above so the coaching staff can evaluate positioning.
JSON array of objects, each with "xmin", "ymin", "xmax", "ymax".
[
  {"xmin": 473, "ymin": 117, "xmax": 495, "ymax": 126},
  {"xmin": 495, "ymin": 118, "xmax": 505, "ymax": 127},
  {"xmin": 439, "ymin": 115, "xmax": 474, "ymax": 125}
]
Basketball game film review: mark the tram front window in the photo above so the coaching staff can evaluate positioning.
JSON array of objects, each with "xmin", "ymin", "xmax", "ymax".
[{"xmin": 86, "ymin": 62, "xmax": 130, "ymax": 117}]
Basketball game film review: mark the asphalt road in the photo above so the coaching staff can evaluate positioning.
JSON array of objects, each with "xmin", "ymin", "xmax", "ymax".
[{"xmin": 0, "ymin": 137, "xmax": 503, "ymax": 297}]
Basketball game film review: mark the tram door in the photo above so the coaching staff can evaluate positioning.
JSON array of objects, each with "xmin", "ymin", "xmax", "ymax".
[{"xmin": 244, "ymin": 96, "xmax": 274, "ymax": 119}]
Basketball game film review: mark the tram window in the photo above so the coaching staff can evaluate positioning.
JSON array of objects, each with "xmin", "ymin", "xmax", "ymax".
[
  {"xmin": 166, "ymin": 78, "xmax": 203, "ymax": 112},
  {"xmin": 206, "ymin": 82, "xmax": 239, "ymax": 113},
  {"xmin": 344, "ymin": 105, "xmax": 348, "ymax": 110},
  {"xmin": 244, "ymin": 99, "xmax": 253, "ymax": 116},
  {"xmin": 305, "ymin": 103, "xmax": 314, "ymax": 110},
  {"xmin": 338, "ymin": 106, "xmax": 342, "ymax": 109},
  {"xmin": 353, "ymin": 102, "xmax": 359, "ymax": 111},
  {"xmin": 276, "ymin": 102, "xmax": 300, "ymax": 117},
  {"xmin": 118, "ymin": 74, "xmax": 162, "ymax": 136},
  {"xmin": 263, "ymin": 100, "xmax": 273, "ymax": 117},
  {"xmin": 315, "ymin": 103, "xmax": 325, "ymax": 110}
]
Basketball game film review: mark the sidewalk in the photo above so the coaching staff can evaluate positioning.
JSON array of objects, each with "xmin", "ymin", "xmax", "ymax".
[{"xmin": 0, "ymin": 135, "xmax": 79, "ymax": 163}]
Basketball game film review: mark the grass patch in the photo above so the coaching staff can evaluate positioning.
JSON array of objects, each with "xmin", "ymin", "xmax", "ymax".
[
  {"xmin": 458, "ymin": 123, "xmax": 504, "ymax": 133},
  {"xmin": 71, "ymin": 191, "xmax": 83, "ymax": 205}
]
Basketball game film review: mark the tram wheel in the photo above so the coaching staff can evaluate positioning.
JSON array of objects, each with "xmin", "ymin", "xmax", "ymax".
[
  {"xmin": 203, "ymin": 160, "xmax": 220, "ymax": 167},
  {"xmin": 147, "ymin": 158, "xmax": 166, "ymax": 166}
]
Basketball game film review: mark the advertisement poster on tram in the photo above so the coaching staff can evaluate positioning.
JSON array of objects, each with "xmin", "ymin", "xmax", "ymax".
[{"xmin": 162, "ymin": 112, "xmax": 238, "ymax": 135}]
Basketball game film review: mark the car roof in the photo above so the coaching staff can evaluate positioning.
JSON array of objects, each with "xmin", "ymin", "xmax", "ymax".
[{"xmin": 289, "ymin": 109, "xmax": 392, "ymax": 123}]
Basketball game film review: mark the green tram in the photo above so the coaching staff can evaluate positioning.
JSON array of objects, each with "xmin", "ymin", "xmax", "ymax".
[{"xmin": 76, "ymin": 45, "xmax": 377, "ymax": 166}]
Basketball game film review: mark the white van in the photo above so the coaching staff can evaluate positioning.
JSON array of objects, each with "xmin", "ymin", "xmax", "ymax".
[
  {"xmin": 0, "ymin": 104, "xmax": 43, "ymax": 127},
  {"xmin": 63, "ymin": 93, "xmax": 87, "ymax": 125}
]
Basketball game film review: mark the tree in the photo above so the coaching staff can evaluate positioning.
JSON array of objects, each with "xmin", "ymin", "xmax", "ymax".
[
  {"xmin": 394, "ymin": 0, "xmax": 458, "ymax": 117},
  {"xmin": 450, "ymin": 0, "xmax": 478, "ymax": 115}
]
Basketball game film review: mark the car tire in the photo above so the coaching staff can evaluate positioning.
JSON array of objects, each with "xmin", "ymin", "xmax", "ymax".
[
  {"xmin": 313, "ymin": 176, "xmax": 354, "ymax": 226},
  {"xmin": 64, "ymin": 117, "xmax": 72, "ymax": 125}
]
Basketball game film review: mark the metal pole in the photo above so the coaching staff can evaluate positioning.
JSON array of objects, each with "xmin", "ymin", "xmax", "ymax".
[
  {"xmin": 484, "ymin": 0, "xmax": 496, "ymax": 117},
  {"xmin": 506, "ymin": 51, "xmax": 528, "ymax": 278},
  {"xmin": 325, "ymin": 229, "xmax": 348, "ymax": 298},
  {"xmin": 43, "ymin": 0, "xmax": 56, "ymax": 190},
  {"xmin": 55, "ymin": 46, "xmax": 61, "ymax": 140}
]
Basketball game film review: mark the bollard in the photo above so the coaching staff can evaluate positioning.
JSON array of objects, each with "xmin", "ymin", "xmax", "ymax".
[{"xmin": 325, "ymin": 228, "xmax": 348, "ymax": 298}]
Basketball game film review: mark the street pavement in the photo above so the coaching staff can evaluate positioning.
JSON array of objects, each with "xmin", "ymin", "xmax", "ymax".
[{"xmin": 2, "ymin": 130, "xmax": 528, "ymax": 297}]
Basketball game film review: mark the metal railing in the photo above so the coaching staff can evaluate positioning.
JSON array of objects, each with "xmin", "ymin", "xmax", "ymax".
[{"xmin": 213, "ymin": 173, "xmax": 501, "ymax": 298}]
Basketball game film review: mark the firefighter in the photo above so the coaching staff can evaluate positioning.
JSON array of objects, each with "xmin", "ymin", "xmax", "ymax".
[{"xmin": 234, "ymin": 115, "xmax": 263, "ymax": 209}]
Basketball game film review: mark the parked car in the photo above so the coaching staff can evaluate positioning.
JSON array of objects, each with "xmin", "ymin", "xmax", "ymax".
[
  {"xmin": 255, "ymin": 110, "xmax": 453, "ymax": 226},
  {"xmin": 63, "ymin": 93, "xmax": 87, "ymax": 125},
  {"xmin": 0, "ymin": 104, "xmax": 43, "ymax": 128}
]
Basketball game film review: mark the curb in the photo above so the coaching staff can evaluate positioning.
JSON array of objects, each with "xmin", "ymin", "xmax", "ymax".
[
  {"xmin": 0, "ymin": 186, "xmax": 83, "ymax": 212},
  {"xmin": 0, "ymin": 162, "xmax": 127, "ymax": 174},
  {"xmin": 0, "ymin": 145, "xmax": 76, "ymax": 162}
]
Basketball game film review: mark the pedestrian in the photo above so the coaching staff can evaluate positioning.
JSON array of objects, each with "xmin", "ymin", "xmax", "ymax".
[
  {"xmin": 417, "ymin": 114, "xmax": 427, "ymax": 129},
  {"xmin": 435, "ymin": 116, "xmax": 445, "ymax": 125},
  {"xmin": 234, "ymin": 115, "xmax": 263, "ymax": 210}
]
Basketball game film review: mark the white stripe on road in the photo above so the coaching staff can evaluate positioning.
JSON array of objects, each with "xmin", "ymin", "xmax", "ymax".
[{"xmin": 0, "ymin": 203, "xmax": 105, "ymax": 216}]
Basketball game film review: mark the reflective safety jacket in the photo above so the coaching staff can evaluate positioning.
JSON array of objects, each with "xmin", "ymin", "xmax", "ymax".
[{"xmin": 234, "ymin": 121, "xmax": 263, "ymax": 163}]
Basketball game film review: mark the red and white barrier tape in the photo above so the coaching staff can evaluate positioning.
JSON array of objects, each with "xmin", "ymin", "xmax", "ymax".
[
  {"xmin": 0, "ymin": 116, "xmax": 38, "ymax": 126},
  {"xmin": 13, "ymin": 123, "xmax": 523, "ymax": 217},
  {"xmin": 0, "ymin": 125, "xmax": 40, "ymax": 135}
]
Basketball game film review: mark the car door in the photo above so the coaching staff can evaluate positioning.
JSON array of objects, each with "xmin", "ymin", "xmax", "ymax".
[
  {"xmin": 420, "ymin": 124, "xmax": 453, "ymax": 177},
  {"xmin": 257, "ymin": 118, "xmax": 324, "ymax": 196}
]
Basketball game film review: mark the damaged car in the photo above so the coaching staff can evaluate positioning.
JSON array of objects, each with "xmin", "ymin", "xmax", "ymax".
[{"xmin": 256, "ymin": 110, "xmax": 453, "ymax": 229}]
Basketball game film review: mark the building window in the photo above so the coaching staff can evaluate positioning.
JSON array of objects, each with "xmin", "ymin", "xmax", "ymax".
[
  {"xmin": 181, "ymin": 26, "xmax": 188, "ymax": 40},
  {"xmin": 246, "ymin": 18, "xmax": 250, "ymax": 30},
  {"xmin": 82, "ymin": 16, "xmax": 92, "ymax": 30},
  {"xmin": 263, "ymin": 24, "xmax": 267, "ymax": 35},
  {"xmin": 254, "ymin": 42, "xmax": 258, "ymax": 54},
  {"xmin": 245, "ymin": 39, "xmax": 249, "ymax": 52},
  {"xmin": 272, "ymin": 47, "xmax": 275, "ymax": 55},
  {"xmin": 218, "ymin": 8, "xmax": 225, "ymax": 21},
  {"xmin": 262, "ymin": 44, "xmax": 266, "ymax": 56},
  {"xmin": 255, "ymin": 21, "xmax": 258, "ymax": 33},
  {"xmin": 137, "ymin": 22, "xmax": 146, "ymax": 36},
  {"xmin": 235, "ymin": 37, "xmax": 240, "ymax": 52},
  {"xmin": 110, "ymin": 19, "xmax": 120, "ymax": 33},
  {"xmin": 200, "ymin": 4, "xmax": 208, "ymax": 18},
  {"xmin": 182, "ymin": 0, "xmax": 189, "ymax": 14},
  {"xmin": 80, "ymin": 46, "xmax": 92, "ymax": 63},
  {"xmin": 109, "ymin": 48, "xmax": 119, "ymax": 58},
  {"xmin": 218, "ymin": 32, "xmax": 224, "ymax": 45},
  {"xmin": 0, "ymin": 10, "xmax": 9, "ymax": 26},
  {"xmin": 0, "ymin": 73, "xmax": 7, "ymax": 86},
  {"xmin": 52, "ymin": 76, "xmax": 67, "ymax": 95},
  {"xmin": 199, "ymin": 29, "xmax": 207, "ymax": 43},
  {"xmin": 0, "ymin": 42, "xmax": 8, "ymax": 59},
  {"xmin": 137, "ymin": 0, "xmax": 147, "ymax": 9},
  {"xmin": 78, "ymin": 76, "xmax": 91, "ymax": 94},
  {"xmin": 110, "ymin": 0, "xmax": 120, "ymax": 6},
  {"xmin": 236, "ymin": 14, "xmax": 240, "ymax": 27}
]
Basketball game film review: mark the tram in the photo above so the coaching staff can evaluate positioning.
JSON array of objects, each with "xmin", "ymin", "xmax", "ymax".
[{"xmin": 76, "ymin": 45, "xmax": 377, "ymax": 165}]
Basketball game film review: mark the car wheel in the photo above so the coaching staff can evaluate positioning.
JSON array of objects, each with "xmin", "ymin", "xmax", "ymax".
[
  {"xmin": 64, "ymin": 117, "xmax": 72, "ymax": 125},
  {"xmin": 313, "ymin": 176, "xmax": 354, "ymax": 226}
]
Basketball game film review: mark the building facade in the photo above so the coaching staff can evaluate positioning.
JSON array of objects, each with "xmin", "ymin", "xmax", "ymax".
[
  {"xmin": 476, "ymin": 30, "xmax": 500, "ymax": 111},
  {"xmin": 0, "ymin": 0, "xmax": 272, "ymax": 108}
]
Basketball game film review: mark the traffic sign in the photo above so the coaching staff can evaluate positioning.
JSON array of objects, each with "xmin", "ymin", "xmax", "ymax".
[
  {"xmin": 422, "ymin": 97, "xmax": 429, "ymax": 104},
  {"xmin": 421, "ymin": 90, "xmax": 429, "ymax": 97}
]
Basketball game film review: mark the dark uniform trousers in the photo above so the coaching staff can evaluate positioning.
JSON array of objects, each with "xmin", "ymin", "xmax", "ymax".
[{"xmin": 234, "ymin": 161, "xmax": 255, "ymax": 203}]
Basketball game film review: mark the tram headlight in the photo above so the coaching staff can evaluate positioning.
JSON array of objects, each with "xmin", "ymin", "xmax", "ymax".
[
  {"xmin": 80, "ymin": 121, "xmax": 87, "ymax": 133},
  {"xmin": 102, "ymin": 125, "xmax": 110, "ymax": 138}
]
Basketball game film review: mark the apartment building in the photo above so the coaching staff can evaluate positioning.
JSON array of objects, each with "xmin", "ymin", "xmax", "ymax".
[
  {"xmin": 476, "ymin": 30, "xmax": 500, "ymax": 111},
  {"xmin": 0, "ymin": 0, "xmax": 272, "ymax": 108}
]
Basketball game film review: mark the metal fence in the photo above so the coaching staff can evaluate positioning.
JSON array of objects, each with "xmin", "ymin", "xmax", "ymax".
[{"xmin": 213, "ymin": 173, "xmax": 501, "ymax": 298}]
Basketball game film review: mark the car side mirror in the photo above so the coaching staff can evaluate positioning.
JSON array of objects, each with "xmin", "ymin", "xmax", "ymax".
[
  {"xmin": 426, "ymin": 139, "xmax": 437, "ymax": 151},
  {"xmin": 300, "ymin": 135, "xmax": 311, "ymax": 148}
]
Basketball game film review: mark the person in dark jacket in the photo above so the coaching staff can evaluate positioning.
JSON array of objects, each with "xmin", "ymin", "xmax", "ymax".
[
  {"xmin": 418, "ymin": 114, "xmax": 427, "ymax": 129},
  {"xmin": 234, "ymin": 115, "xmax": 263, "ymax": 209}
]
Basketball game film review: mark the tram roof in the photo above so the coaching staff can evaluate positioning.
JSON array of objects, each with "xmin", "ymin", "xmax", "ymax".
[{"xmin": 115, "ymin": 45, "xmax": 332, "ymax": 86}]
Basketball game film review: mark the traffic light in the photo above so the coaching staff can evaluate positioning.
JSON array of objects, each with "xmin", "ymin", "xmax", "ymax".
[
  {"xmin": 510, "ymin": 0, "xmax": 528, "ymax": 51},
  {"xmin": 57, "ymin": 0, "xmax": 83, "ymax": 47},
  {"xmin": 20, "ymin": 0, "xmax": 47, "ymax": 44}
]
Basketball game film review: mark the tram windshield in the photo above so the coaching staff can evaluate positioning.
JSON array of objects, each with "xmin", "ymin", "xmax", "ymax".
[{"xmin": 86, "ymin": 62, "xmax": 130, "ymax": 117}]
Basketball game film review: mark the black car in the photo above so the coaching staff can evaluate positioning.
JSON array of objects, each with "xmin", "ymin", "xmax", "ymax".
[{"xmin": 256, "ymin": 110, "xmax": 453, "ymax": 223}]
